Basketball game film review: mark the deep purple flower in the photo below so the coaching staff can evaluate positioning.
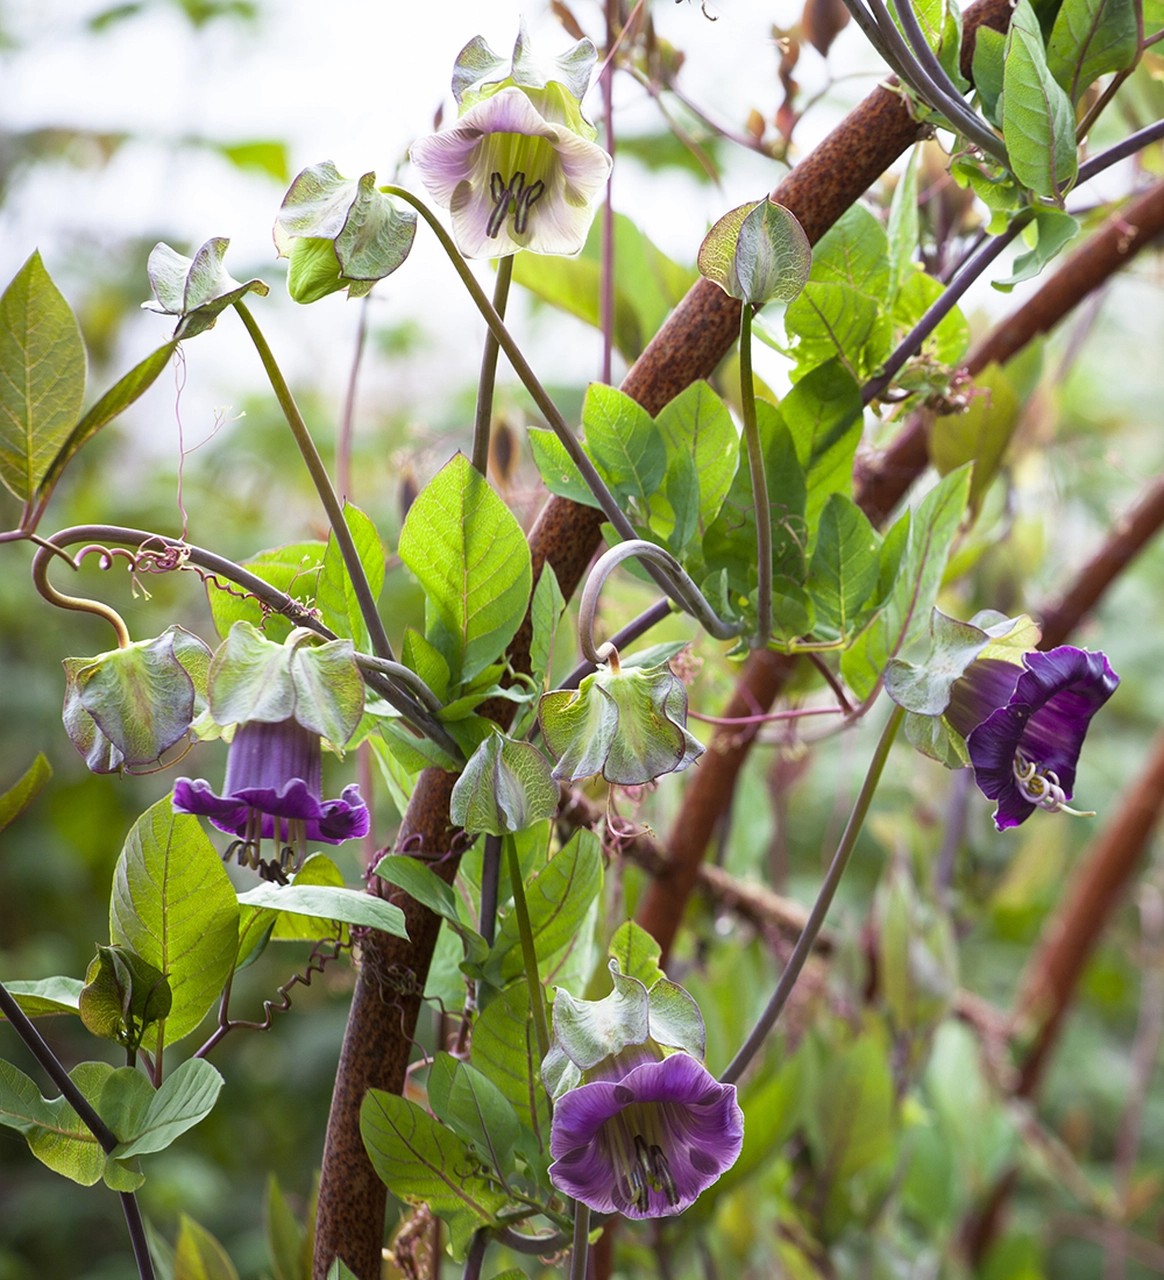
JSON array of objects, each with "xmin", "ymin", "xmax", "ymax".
[
  {"xmin": 173, "ymin": 718, "xmax": 369, "ymax": 872},
  {"xmin": 945, "ymin": 646, "xmax": 1119, "ymax": 831},
  {"xmin": 549, "ymin": 1051, "xmax": 743, "ymax": 1219}
]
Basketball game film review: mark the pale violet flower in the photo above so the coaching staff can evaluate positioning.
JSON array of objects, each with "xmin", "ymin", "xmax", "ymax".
[{"xmin": 409, "ymin": 87, "xmax": 612, "ymax": 259}]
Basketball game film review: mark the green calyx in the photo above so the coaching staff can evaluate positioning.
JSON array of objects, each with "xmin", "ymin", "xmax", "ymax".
[{"xmin": 538, "ymin": 659, "xmax": 704, "ymax": 785}]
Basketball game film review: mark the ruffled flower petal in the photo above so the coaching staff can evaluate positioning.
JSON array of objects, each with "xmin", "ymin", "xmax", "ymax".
[
  {"xmin": 410, "ymin": 87, "xmax": 611, "ymax": 259},
  {"xmin": 953, "ymin": 647, "xmax": 1119, "ymax": 830},
  {"xmin": 173, "ymin": 717, "xmax": 369, "ymax": 848},
  {"xmin": 549, "ymin": 1052, "xmax": 743, "ymax": 1218}
]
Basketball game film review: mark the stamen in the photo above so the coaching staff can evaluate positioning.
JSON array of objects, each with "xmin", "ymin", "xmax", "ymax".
[
  {"xmin": 648, "ymin": 1143, "xmax": 678, "ymax": 1205},
  {"xmin": 1012, "ymin": 752, "xmax": 1096, "ymax": 818},
  {"xmin": 488, "ymin": 171, "xmax": 542, "ymax": 238},
  {"xmin": 513, "ymin": 178, "xmax": 545, "ymax": 234}
]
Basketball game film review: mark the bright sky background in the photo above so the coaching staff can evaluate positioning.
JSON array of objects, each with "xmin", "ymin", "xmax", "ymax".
[
  {"xmin": 4, "ymin": 0, "xmax": 879, "ymax": 451},
  {"xmin": 1, "ymin": 0, "xmax": 1147, "ymax": 482}
]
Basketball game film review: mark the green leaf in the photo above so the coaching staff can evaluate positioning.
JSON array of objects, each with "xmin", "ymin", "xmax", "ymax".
[
  {"xmin": 174, "ymin": 1214, "xmax": 240, "ymax": 1280},
  {"xmin": 469, "ymin": 984, "xmax": 550, "ymax": 1152},
  {"xmin": 316, "ymin": 502, "xmax": 385, "ymax": 652},
  {"xmin": 703, "ymin": 402, "xmax": 806, "ymax": 598},
  {"xmin": 809, "ymin": 203, "xmax": 891, "ymax": 298},
  {"xmin": 698, "ymin": 198, "xmax": 812, "ymax": 304},
  {"xmin": 992, "ymin": 210, "xmax": 1079, "ymax": 291},
  {"xmin": 949, "ymin": 156, "xmax": 1024, "ymax": 233},
  {"xmin": 528, "ymin": 564, "xmax": 566, "ymax": 695},
  {"xmin": 782, "ymin": 359, "xmax": 865, "ymax": 527},
  {"xmin": 402, "ymin": 628, "xmax": 451, "ymax": 704},
  {"xmin": 427, "ymin": 1051, "xmax": 523, "ymax": 1178},
  {"xmin": 528, "ymin": 428, "xmax": 602, "ymax": 509},
  {"xmin": 205, "ymin": 541, "xmax": 326, "ymax": 643},
  {"xmin": 360, "ymin": 1089, "xmax": 507, "ymax": 1257},
  {"xmin": 214, "ymin": 138, "xmax": 289, "ymax": 182},
  {"xmin": 808, "ymin": 494, "xmax": 881, "ymax": 637},
  {"xmin": 931, "ymin": 362, "xmax": 1020, "ymax": 509},
  {"xmin": 887, "ymin": 148, "xmax": 921, "ymax": 300},
  {"xmin": 110, "ymin": 799, "xmax": 239, "ymax": 1048},
  {"xmin": 488, "ymin": 830, "xmax": 604, "ymax": 984},
  {"xmin": 236, "ymin": 883, "xmax": 407, "ymax": 939},
  {"xmin": 324, "ymin": 1265, "xmax": 358, "ymax": 1280},
  {"xmin": 972, "ymin": 26, "xmax": 1008, "ymax": 124},
  {"xmin": 0, "ymin": 976, "xmax": 82, "ymax": 1018},
  {"xmin": 608, "ymin": 920, "xmax": 666, "ymax": 989},
  {"xmin": 0, "ymin": 251, "xmax": 87, "ymax": 502},
  {"xmin": 1047, "ymin": 0, "xmax": 1138, "ymax": 101},
  {"xmin": 372, "ymin": 855, "xmax": 489, "ymax": 967},
  {"xmin": 38, "ymin": 341, "xmax": 177, "ymax": 502},
  {"xmin": 0, "ymin": 753, "xmax": 51, "ymax": 833},
  {"xmin": 652, "ymin": 381, "xmax": 739, "ymax": 541},
  {"xmin": 892, "ymin": 271, "xmax": 971, "ymax": 367},
  {"xmin": 264, "ymin": 852, "xmax": 346, "ymax": 942},
  {"xmin": 265, "ymin": 1175, "xmax": 308, "ymax": 1280},
  {"xmin": 581, "ymin": 382, "xmax": 666, "ymax": 503},
  {"xmin": 901, "ymin": 0, "xmax": 966, "ymax": 85},
  {"xmin": 397, "ymin": 454, "xmax": 532, "ymax": 685},
  {"xmin": 0, "ymin": 1059, "xmax": 143, "ymax": 1190},
  {"xmin": 785, "ymin": 282, "xmax": 893, "ymax": 379},
  {"xmin": 841, "ymin": 468, "xmax": 971, "ymax": 699},
  {"xmin": 449, "ymin": 732, "xmax": 560, "ymax": 837},
  {"xmin": 1001, "ymin": 0, "xmax": 1079, "ymax": 197},
  {"xmin": 112, "ymin": 1059, "xmax": 224, "ymax": 1158},
  {"xmin": 144, "ymin": 238, "xmax": 269, "ymax": 340}
]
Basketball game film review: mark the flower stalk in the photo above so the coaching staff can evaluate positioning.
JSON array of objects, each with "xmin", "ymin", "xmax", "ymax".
[
  {"xmin": 505, "ymin": 834, "xmax": 551, "ymax": 1062},
  {"xmin": 738, "ymin": 304, "xmax": 772, "ymax": 646},
  {"xmin": 232, "ymin": 300, "xmax": 395, "ymax": 663},
  {"xmin": 721, "ymin": 702, "xmax": 905, "ymax": 1083},
  {"xmin": 471, "ymin": 255, "xmax": 513, "ymax": 476}
]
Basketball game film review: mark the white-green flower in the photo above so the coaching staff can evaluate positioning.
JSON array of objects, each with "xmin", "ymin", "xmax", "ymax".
[{"xmin": 410, "ymin": 87, "xmax": 611, "ymax": 259}]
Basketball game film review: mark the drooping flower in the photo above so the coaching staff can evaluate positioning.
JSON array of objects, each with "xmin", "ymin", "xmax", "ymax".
[
  {"xmin": 549, "ymin": 1049, "xmax": 744, "ymax": 1219},
  {"xmin": 944, "ymin": 646, "xmax": 1119, "ymax": 831},
  {"xmin": 410, "ymin": 87, "xmax": 611, "ymax": 258},
  {"xmin": 545, "ymin": 948, "xmax": 742, "ymax": 1219},
  {"xmin": 172, "ymin": 622, "xmax": 369, "ymax": 878},
  {"xmin": 173, "ymin": 717, "xmax": 369, "ymax": 850}
]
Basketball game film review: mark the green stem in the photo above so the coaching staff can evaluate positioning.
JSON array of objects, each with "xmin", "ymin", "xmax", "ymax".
[
  {"xmin": 570, "ymin": 1202, "xmax": 592, "ymax": 1280},
  {"xmin": 738, "ymin": 304, "xmax": 771, "ymax": 646},
  {"xmin": 380, "ymin": 186, "xmax": 690, "ymax": 606},
  {"xmin": 720, "ymin": 703, "xmax": 905, "ymax": 1083},
  {"xmin": 233, "ymin": 300, "xmax": 395, "ymax": 663},
  {"xmin": 504, "ymin": 834, "xmax": 551, "ymax": 1063},
  {"xmin": 471, "ymin": 256, "xmax": 513, "ymax": 475}
]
